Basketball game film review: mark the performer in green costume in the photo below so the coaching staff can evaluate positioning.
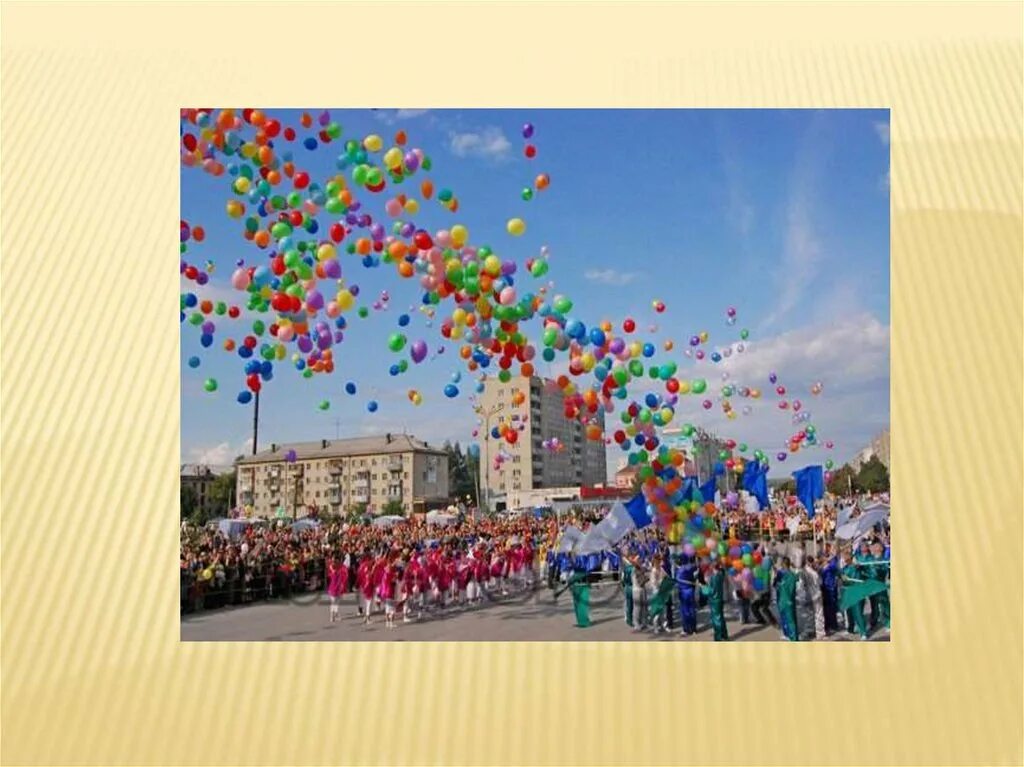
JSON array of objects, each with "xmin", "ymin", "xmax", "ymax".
[
  {"xmin": 867, "ymin": 541, "xmax": 890, "ymax": 630},
  {"xmin": 700, "ymin": 560, "xmax": 729, "ymax": 641},
  {"xmin": 775, "ymin": 557, "xmax": 799, "ymax": 641},
  {"xmin": 646, "ymin": 554, "xmax": 676, "ymax": 633},
  {"xmin": 555, "ymin": 562, "xmax": 591, "ymax": 628},
  {"xmin": 840, "ymin": 549, "xmax": 870, "ymax": 640}
]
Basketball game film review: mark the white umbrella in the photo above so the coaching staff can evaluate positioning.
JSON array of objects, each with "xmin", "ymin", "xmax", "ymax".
[
  {"xmin": 835, "ymin": 508, "xmax": 890, "ymax": 540},
  {"xmin": 371, "ymin": 515, "xmax": 405, "ymax": 528}
]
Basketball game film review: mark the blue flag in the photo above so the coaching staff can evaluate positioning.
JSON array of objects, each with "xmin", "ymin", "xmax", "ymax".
[
  {"xmin": 742, "ymin": 460, "xmax": 760, "ymax": 493},
  {"xmin": 699, "ymin": 477, "xmax": 717, "ymax": 505},
  {"xmin": 793, "ymin": 465, "xmax": 825, "ymax": 519},
  {"xmin": 748, "ymin": 461, "xmax": 770, "ymax": 510},
  {"xmin": 680, "ymin": 476, "xmax": 700, "ymax": 503}
]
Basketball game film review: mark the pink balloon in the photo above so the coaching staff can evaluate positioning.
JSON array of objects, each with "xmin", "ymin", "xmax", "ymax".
[{"xmin": 231, "ymin": 268, "xmax": 250, "ymax": 290}]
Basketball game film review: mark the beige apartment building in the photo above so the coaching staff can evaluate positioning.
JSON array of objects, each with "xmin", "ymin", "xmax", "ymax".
[
  {"xmin": 477, "ymin": 376, "xmax": 606, "ymax": 509},
  {"xmin": 235, "ymin": 433, "xmax": 448, "ymax": 518}
]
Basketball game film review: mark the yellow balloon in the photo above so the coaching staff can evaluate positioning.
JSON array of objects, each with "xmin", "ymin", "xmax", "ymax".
[
  {"xmin": 364, "ymin": 134, "xmax": 383, "ymax": 152},
  {"xmin": 383, "ymin": 147, "xmax": 403, "ymax": 169},
  {"xmin": 506, "ymin": 218, "xmax": 526, "ymax": 236},
  {"xmin": 699, "ymin": 331, "xmax": 709, "ymax": 343},
  {"xmin": 316, "ymin": 243, "xmax": 336, "ymax": 262},
  {"xmin": 403, "ymin": 198, "xmax": 419, "ymax": 215},
  {"xmin": 452, "ymin": 307, "xmax": 467, "ymax": 326},
  {"xmin": 629, "ymin": 342, "xmax": 642, "ymax": 358},
  {"xmin": 678, "ymin": 380, "xmax": 691, "ymax": 394},
  {"xmin": 483, "ymin": 254, "xmax": 502, "ymax": 276},
  {"xmin": 581, "ymin": 353, "xmax": 596, "ymax": 372},
  {"xmin": 232, "ymin": 177, "xmax": 250, "ymax": 194},
  {"xmin": 336, "ymin": 289, "xmax": 355, "ymax": 311},
  {"xmin": 451, "ymin": 224, "xmax": 469, "ymax": 247}
]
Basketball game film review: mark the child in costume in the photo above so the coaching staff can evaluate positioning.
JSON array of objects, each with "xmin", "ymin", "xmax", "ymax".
[
  {"xmin": 775, "ymin": 557, "xmax": 799, "ymax": 641},
  {"xmin": 700, "ymin": 559, "xmax": 729, "ymax": 641}
]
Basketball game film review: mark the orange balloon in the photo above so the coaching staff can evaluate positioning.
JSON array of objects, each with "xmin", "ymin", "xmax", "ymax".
[
  {"xmin": 395, "ymin": 130, "xmax": 407, "ymax": 146},
  {"xmin": 355, "ymin": 238, "xmax": 371, "ymax": 255},
  {"xmin": 254, "ymin": 230, "xmax": 270, "ymax": 249},
  {"xmin": 421, "ymin": 180, "xmax": 433, "ymax": 199},
  {"xmin": 520, "ymin": 362, "xmax": 534, "ymax": 377},
  {"xmin": 397, "ymin": 261, "xmax": 414, "ymax": 278}
]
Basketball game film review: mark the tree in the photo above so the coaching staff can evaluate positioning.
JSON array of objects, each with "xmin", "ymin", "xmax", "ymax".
[
  {"xmin": 347, "ymin": 501, "xmax": 368, "ymax": 521},
  {"xmin": 856, "ymin": 455, "xmax": 889, "ymax": 493},
  {"xmin": 207, "ymin": 471, "xmax": 236, "ymax": 518},
  {"xmin": 445, "ymin": 441, "xmax": 477, "ymax": 504},
  {"xmin": 382, "ymin": 499, "xmax": 405, "ymax": 516},
  {"xmin": 827, "ymin": 464, "xmax": 857, "ymax": 496},
  {"xmin": 180, "ymin": 484, "xmax": 197, "ymax": 520}
]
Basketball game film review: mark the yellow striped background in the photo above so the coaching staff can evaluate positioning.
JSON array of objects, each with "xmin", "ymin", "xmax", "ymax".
[{"xmin": 1, "ymin": 2, "xmax": 1021, "ymax": 765}]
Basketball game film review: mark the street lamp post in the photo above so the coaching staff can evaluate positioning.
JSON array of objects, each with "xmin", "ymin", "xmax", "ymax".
[{"xmin": 473, "ymin": 401, "xmax": 504, "ymax": 515}]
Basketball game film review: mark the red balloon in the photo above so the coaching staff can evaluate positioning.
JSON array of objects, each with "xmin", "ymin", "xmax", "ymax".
[
  {"xmin": 330, "ymin": 223, "xmax": 345, "ymax": 243},
  {"xmin": 247, "ymin": 374, "xmax": 262, "ymax": 393}
]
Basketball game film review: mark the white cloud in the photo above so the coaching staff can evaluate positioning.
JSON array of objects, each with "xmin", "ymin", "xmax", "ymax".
[
  {"xmin": 448, "ymin": 127, "xmax": 511, "ymax": 161},
  {"xmin": 690, "ymin": 313, "xmax": 890, "ymax": 465},
  {"xmin": 375, "ymin": 108, "xmax": 430, "ymax": 124},
  {"xmin": 873, "ymin": 121, "xmax": 890, "ymax": 145},
  {"xmin": 186, "ymin": 439, "xmax": 249, "ymax": 466},
  {"xmin": 584, "ymin": 268, "xmax": 638, "ymax": 285},
  {"xmin": 761, "ymin": 119, "xmax": 830, "ymax": 330}
]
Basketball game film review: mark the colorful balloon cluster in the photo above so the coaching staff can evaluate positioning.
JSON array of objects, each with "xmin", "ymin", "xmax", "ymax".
[{"xmin": 181, "ymin": 109, "xmax": 837, "ymax": 501}]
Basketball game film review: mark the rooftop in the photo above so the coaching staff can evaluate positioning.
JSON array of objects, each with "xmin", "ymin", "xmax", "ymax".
[
  {"xmin": 236, "ymin": 433, "xmax": 446, "ymax": 466},
  {"xmin": 181, "ymin": 463, "xmax": 233, "ymax": 478}
]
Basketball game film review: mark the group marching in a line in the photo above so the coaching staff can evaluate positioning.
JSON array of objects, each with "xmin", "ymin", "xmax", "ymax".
[
  {"xmin": 326, "ymin": 538, "xmax": 538, "ymax": 628},
  {"xmin": 547, "ymin": 535, "xmax": 890, "ymax": 640}
]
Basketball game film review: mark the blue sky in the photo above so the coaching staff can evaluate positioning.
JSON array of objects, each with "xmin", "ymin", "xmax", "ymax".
[{"xmin": 181, "ymin": 109, "xmax": 890, "ymax": 477}]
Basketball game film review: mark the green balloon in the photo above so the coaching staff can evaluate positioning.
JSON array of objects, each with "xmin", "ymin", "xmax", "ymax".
[
  {"xmin": 691, "ymin": 379, "xmax": 707, "ymax": 394},
  {"xmin": 387, "ymin": 333, "xmax": 407, "ymax": 352},
  {"xmin": 203, "ymin": 378, "xmax": 218, "ymax": 392},
  {"xmin": 318, "ymin": 400, "xmax": 330, "ymax": 411},
  {"xmin": 740, "ymin": 329, "xmax": 750, "ymax": 340}
]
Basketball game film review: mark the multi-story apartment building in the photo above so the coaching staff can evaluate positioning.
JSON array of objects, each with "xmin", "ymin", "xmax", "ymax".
[
  {"xmin": 234, "ymin": 434, "xmax": 448, "ymax": 518},
  {"xmin": 476, "ymin": 376, "xmax": 607, "ymax": 510}
]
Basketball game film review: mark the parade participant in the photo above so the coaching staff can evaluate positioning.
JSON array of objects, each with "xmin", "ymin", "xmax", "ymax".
[
  {"xmin": 555, "ymin": 561, "xmax": 591, "ymax": 628},
  {"xmin": 402, "ymin": 550, "xmax": 419, "ymax": 622},
  {"xmin": 700, "ymin": 559, "xmax": 729, "ymax": 641},
  {"xmin": 733, "ymin": 565, "xmax": 755, "ymax": 625},
  {"xmin": 326, "ymin": 555, "xmax": 348, "ymax": 623},
  {"xmin": 775, "ymin": 557, "xmax": 799, "ymax": 641},
  {"xmin": 356, "ymin": 551, "xmax": 375, "ymax": 624},
  {"xmin": 647, "ymin": 554, "xmax": 676, "ymax": 634},
  {"xmin": 620, "ymin": 548, "xmax": 636, "ymax": 628},
  {"xmin": 840, "ymin": 547, "xmax": 871, "ymax": 640},
  {"xmin": 674, "ymin": 552, "xmax": 699, "ymax": 636},
  {"xmin": 866, "ymin": 541, "xmax": 890, "ymax": 631},
  {"xmin": 378, "ymin": 553, "xmax": 398, "ymax": 629},
  {"xmin": 820, "ymin": 545, "xmax": 841, "ymax": 634},
  {"xmin": 471, "ymin": 546, "xmax": 489, "ymax": 605},
  {"xmin": 455, "ymin": 551, "xmax": 471, "ymax": 607},
  {"xmin": 629, "ymin": 550, "xmax": 649, "ymax": 631},
  {"xmin": 802, "ymin": 555, "xmax": 826, "ymax": 640}
]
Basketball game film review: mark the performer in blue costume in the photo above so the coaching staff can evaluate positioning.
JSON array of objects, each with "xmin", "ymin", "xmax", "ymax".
[
  {"xmin": 675, "ymin": 552, "xmax": 699, "ymax": 636},
  {"xmin": 819, "ymin": 545, "xmax": 841, "ymax": 634}
]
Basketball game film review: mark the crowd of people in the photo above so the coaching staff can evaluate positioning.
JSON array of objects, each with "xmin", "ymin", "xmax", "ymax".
[{"xmin": 181, "ymin": 498, "xmax": 889, "ymax": 641}]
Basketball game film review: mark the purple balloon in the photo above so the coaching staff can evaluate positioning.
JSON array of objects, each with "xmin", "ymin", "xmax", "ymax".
[
  {"xmin": 306, "ymin": 290, "xmax": 324, "ymax": 310},
  {"xmin": 297, "ymin": 336, "xmax": 313, "ymax": 353},
  {"xmin": 501, "ymin": 260, "xmax": 517, "ymax": 276},
  {"xmin": 285, "ymin": 449, "xmax": 297, "ymax": 462},
  {"xmin": 404, "ymin": 152, "xmax": 419, "ymax": 172},
  {"xmin": 769, "ymin": 372, "xmax": 777, "ymax": 384},
  {"xmin": 318, "ymin": 110, "xmax": 330, "ymax": 126},
  {"xmin": 410, "ymin": 340, "xmax": 428, "ymax": 364},
  {"xmin": 522, "ymin": 123, "xmax": 534, "ymax": 138},
  {"xmin": 370, "ymin": 223, "xmax": 385, "ymax": 241},
  {"xmin": 201, "ymin": 321, "xmax": 215, "ymax": 334},
  {"xmin": 776, "ymin": 452, "xmax": 787, "ymax": 462},
  {"xmin": 322, "ymin": 259, "xmax": 341, "ymax": 279}
]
